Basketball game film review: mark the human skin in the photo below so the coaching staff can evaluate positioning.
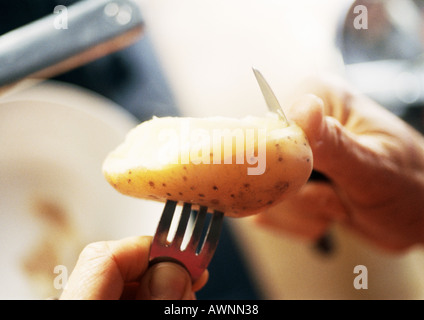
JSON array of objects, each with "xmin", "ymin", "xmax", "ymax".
[
  {"xmin": 59, "ymin": 76, "xmax": 424, "ymax": 300},
  {"xmin": 255, "ymin": 76, "xmax": 424, "ymax": 251},
  {"xmin": 59, "ymin": 236, "xmax": 208, "ymax": 300}
]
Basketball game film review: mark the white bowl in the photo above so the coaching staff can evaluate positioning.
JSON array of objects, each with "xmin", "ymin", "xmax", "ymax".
[{"xmin": 0, "ymin": 81, "xmax": 164, "ymax": 299}]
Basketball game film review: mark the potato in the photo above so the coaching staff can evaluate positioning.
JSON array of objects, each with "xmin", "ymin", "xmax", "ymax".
[{"xmin": 102, "ymin": 115, "xmax": 313, "ymax": 217}]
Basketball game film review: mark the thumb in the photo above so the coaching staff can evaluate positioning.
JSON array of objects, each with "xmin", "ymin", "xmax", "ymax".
[
  {"xmin": 287, "ymin": 95, "xmax": 376, "ymax": 189},
  {"xmin": 136, "ymin": 262, "xmax": 194, "ymax": 300}
]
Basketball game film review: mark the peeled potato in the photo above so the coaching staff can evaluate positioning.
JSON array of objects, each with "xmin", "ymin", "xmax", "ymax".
[{"xmin": 102, "ymin": 115, "xmax": 313, "ymax": 217}]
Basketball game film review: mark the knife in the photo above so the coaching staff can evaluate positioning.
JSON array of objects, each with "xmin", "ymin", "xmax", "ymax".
[
  {"xmin": 0, "ymin": 0, "xmax": 144, "ymax": 93},
  {"xmin": 252, "ymin": 67, "xmax": 289, "ymax": 127}
]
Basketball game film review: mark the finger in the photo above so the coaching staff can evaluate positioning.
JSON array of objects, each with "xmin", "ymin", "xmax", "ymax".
[
  {"xmin": 192, "ymin": 270, "xmax": 209, "ymax": 292},
  {"xmin": 256, "ymin": 202, "xmax": 329, "ymax": 240},
  {"xmin": 294, "ymin": 182, "xmax": 348, "ymax": 222},
  {"xmin": 255, "ymin": 182, "xmax": 348, "ymax": 240},
  {"xmin": 136, "ymin": 262, "xmax": 194, "ymax": 300},
  {"xmin": 60, "ymin": 236, "xmax": 152, "ymax": 300},
  {"xmin": 120, "ymin": 269, "xmax": 210, "ymax": 300},
  {"xmin": 287, "ymin": 95, "xmax": 382, "ymax": 198}
]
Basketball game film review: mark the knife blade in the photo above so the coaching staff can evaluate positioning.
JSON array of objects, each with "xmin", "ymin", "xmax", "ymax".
[{"xmin": 252, "ymin": 67, "xmax": 289, "ymax": 127}]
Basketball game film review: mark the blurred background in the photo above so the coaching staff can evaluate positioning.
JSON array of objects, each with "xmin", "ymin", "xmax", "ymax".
[{"xmin": 1, "ymin": 0, "xmax": 424, "ymax": 299}]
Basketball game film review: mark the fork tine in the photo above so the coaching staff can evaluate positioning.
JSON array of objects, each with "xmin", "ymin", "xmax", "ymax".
[
  {"xmin": 153, "ymin": 200, "xmax": 177, "ymax": 245},
  {"xmin": 171, "ymin": 202, "xmax": 192, "ymax": 249},
  {"xmin": 186, "ymin": 206, "xmax": 208, "ymax": 253},
  {"xmin": 198, "ymin": 210, "xmax": 224, "ymax": 257}
]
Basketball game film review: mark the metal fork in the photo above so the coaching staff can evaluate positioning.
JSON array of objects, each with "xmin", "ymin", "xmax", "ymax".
[{"xmin": 149, "ymin": 200, "xmax": 224, "ymax": 282}]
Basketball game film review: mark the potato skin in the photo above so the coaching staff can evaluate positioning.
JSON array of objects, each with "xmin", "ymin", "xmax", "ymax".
[{"xmin": 103, "ymin": 117, "xmax": 313, "ymax": 218}]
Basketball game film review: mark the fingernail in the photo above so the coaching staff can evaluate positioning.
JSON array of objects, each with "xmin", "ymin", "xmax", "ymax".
[{"xmin": 149, "ymin": 263, "xmax": 192, "ymax": 300}]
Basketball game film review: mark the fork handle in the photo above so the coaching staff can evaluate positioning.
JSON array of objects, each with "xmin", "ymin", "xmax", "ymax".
[
  {"xmin": 309, "ymin": 170, "xmax": 336, "ymax": 255},
  {"xmin": 148, "ymin": 257, "xmax": 190, "ymax": 273}
]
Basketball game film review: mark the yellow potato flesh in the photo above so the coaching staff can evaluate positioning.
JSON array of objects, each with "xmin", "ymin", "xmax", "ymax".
[{"xmin": 102, "ymin": 115, "xmax": 313, "ymax": 217}]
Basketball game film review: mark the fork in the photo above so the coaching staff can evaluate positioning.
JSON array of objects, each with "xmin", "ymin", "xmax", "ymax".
[{"xmin": 149, "ymin": 200, "xmax": 224, "ymax": 282}]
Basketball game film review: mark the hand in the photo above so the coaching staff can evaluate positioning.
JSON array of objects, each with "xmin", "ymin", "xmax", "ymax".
[
  {"xmin": 59, "ymin": 236, "xmax": 208, "ymax": 300},
  {"xmin": 255, "ymin": 76, "xmax": 424, "ymax": 251}
]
